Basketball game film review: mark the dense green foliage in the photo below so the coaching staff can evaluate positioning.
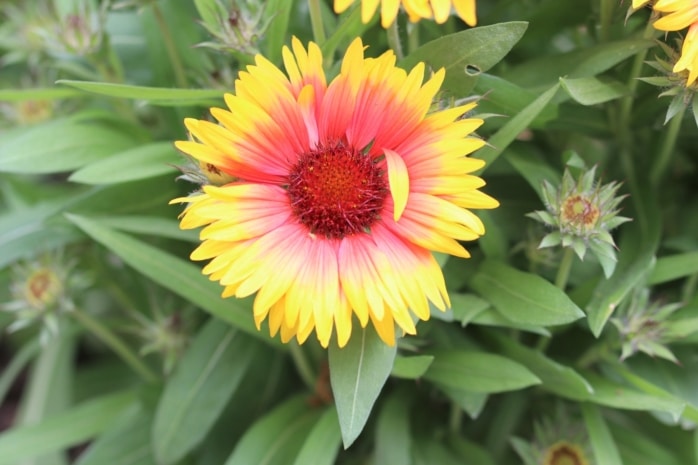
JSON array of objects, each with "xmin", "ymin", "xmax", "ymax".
[{"xmin": 1, "ymin": 1, "xmax": 698, "ymax": 464}]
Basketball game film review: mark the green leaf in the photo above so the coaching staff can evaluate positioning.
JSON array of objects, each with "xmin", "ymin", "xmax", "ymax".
[
  {"xmin": 0, "ymin": 340, "xmax": 39, "ymax": 407},
  {"xmin": 65, "ymin": 214, "xmax": 273, "ymax": 343},
  {"xmin": 56, "ymin": 80, "xmax": 225, "ymax": 104},
  {"xmin": 473, "ymin": 74, "xmax": 558, "ymax": 129},
  {"xmin": 424, "ymin": 350, "xmax": 540, "ymax": 393},
  {"xmin": 469, "ymin": 260, "xmax": 585, "ymax": 327},
  {"xmin": 648, "ymin": 251, "xmax": 698, "ymax": 285},
  {"xmin": 493, "ymin": 333, "xmax": 593, "ymax": 400},
  {"xmin": 292, "ymin": 408, "xmax": 341, "ymax": 465},
  {"xmin": 0, "ymin": 119, "xmax": 136, "ymax": 174},
  {"xmin": 435, "ymin": 383, "xmax": 489, "ymax": 419},
  {"xmin": 560, "ymin": 76, "xmax": 628, "ymax": 105},
  {"xmin": 69, "ymin": 142, "xmax": 178, "ymax": 185},
  {"xmin": 476, "ymin": 83, "xmax": 560, "ymax": 171},
  {"xmin": 503, "ymin": 147, "xmax": 561, "ymax": 199},
  {"xmin": 225, "ymin": 396, "xmax": 319, "ymax": 465},
  {"xmin": 586, "ymin": 251, "xmax": 656, "ymax": 337},
  {"xmin": 329, "ymin": 325, "xmax": 397, "ymax": 448},
  {"xmin": 400, "ymin": 22, "xmax": 528, "ymax": 96},
  {"xmin": 581, "ymin": 404, "xmax": 623, "ymax": 465},
  {"xmin": 152, "ymin": 319, "xmax": 259, "ymax": 464},
  {"xmin": 90, "ymin": 215, "xmax": 199, "ymax": 242},
  {"xmin": 584, "ymin": 373, "xmax": 685, "ymax": 421},
  {"xmin": 263, "ymin": 0, "xmax": 294, "ymax": 64},
  {"xmin": 413, "ymin": 438, "xmax": 463, "ymax": 465},
  {"xmin": 0, "ymin": 88, "xmax": 82, "ymax": 101},
  {"xmin": 375, "ymin": 389, "xmax": 413, "ymax": 465},
  {"xmin": 76, "ymin": 405, "xmax": 154, "ymax": 465},
  {"xmin": 391, "ymin": 355, "xmax": 434, "ymax": 379},
  {"xmin": 450, "ymin": 293, "xmax": 491, "ymax": 326},
  {"xmin": 0, "ymin": 390, "xmax": 138, "ymax": 465}
]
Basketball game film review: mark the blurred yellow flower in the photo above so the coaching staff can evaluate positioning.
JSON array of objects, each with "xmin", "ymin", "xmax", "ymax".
[
  {"xmin": 333, "ymin": 0, "xmax": 477, "ymax": 28},
  {"xmin": 675, "ymin": 22, "xmax": 698, "ymax": 84},
  {"xmin": 653, "ymin": 0, "xmax": 698, "ymax": 31}
]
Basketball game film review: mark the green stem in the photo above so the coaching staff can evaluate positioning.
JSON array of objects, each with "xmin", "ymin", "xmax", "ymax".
[
  {"xmin": 448, "ymin": 401, "xmax": 463, "ymax": 434},
  {"xmin": 616, "ymin": 20, "xmax": 656, "ymax": 235},
  {"xmin": 151, "ymin": 3, "xmax": 188, "ymax": 88},
  {"xmin": 650, "ymin": 104, "xmax": 685, "ymax": 187},
  {"xmin": 555, "ymin": 247, "xmax": 575, "ymax": 290},
  {"xmin": 407, "ymin": 22, "xmax": 420, "ymax": 54},
  {"xmin": 289, "ymin": 342, "xmax": 316, "ymax": 390},
  {"xmin": 308, "ymin": 0, "xmax": 326, "ymax": 46},
  {"xmin": 599, "ymin": 0, "xmax": 615, "ymax": 42},
  {"xmin": 387, "ymin": 21, "xmax": 404, "ymax": 60},
  {"xmin": 70, "ymin": 308, "xmax": 159, "ymax": 383}
]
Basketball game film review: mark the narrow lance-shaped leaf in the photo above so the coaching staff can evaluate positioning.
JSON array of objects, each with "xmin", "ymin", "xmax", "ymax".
[
  {"xmin": 581, "ymin": 404, "xmax": 623, "ymax": 465},
  {"xmin": 424, "ymin": 349, "xmax": 540, "ymax": 393},
  {"xmin": 469, "ymin": 260, "xmax": 585, "ymax": 327},
  {"xmin": 400, "ymin": 22, "xmax": 529, "ymax": 96},
  {"xmin": 152, "ymin": 319, "xmax": 260, "ymax": 464},
  {"xmin": 329, "ymin": 325, "xmax": 397, "ymax": 448},
  {"xmin": 66, "ymin": 213, "xmax": 275, "ymax": 344}
]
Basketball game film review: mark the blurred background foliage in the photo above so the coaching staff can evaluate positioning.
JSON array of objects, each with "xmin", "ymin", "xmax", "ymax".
[{"xmin": 1, "ymin": 0, "xmax": 698, "ymax": 464}]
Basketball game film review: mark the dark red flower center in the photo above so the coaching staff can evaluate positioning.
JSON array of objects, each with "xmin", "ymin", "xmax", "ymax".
[{"xmin": 287, "ymin": 142, "xmax": 387, "ymax": 239}]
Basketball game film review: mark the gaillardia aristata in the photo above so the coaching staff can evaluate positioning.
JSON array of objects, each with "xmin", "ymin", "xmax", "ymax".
[
  {"xmin": 172, "ymin": 37, "xmax": 498, "ymax": 348},
  {"xmin": 334, "ymin": 0, "xmax": 477, "ymax": 28}
]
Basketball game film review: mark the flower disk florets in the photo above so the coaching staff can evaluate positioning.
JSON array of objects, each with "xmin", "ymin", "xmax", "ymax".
[{"xmin": 288, "ymin": 141, "xmax": 387, "ymax": 239}]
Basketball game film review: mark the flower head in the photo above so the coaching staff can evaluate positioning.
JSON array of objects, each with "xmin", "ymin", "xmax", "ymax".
[
  {"xmin": 528, "ymin": 164, "xmax": 630, "ymax": 277},
  {"xmin": 1, "ymin": 251, "xmax": 86, "ymax": 343},
  {"xmin": 334, "ymin": 0, "xmax": 477, "ymax": 28},
  {"xmin": 611, "ymin": 287, "xmax": 696, "ymax": 363},
  {"xmin": 173, "ymin": 37, "xmax": 497, "ymax": 348},
  {"xmin": 514, "ymin": 407, "xmax": 594, "ymax": 465},
  {"xmin": 194, "ymin": 0, "xmax": 268, "ymax": 55}
]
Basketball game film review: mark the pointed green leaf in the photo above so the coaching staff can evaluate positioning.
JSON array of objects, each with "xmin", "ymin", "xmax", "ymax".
[
  {"xmin": 469, "ymin": 260, "xmax": 585, "ymax": 326},
  {"xmin": 586, "ymin": 252, "xmax": 655, "ymax": 337},
  {"xmin": 584, "ymin": 373, "xmax": 685, "ymax": 421},
  {"xmin": 292, "ymin": 408, "xmax": 341, "ymax": 465},
  {"xmin": 225, "ymin": 396, "xmax": 319, "ymax": 465},
  {"xmin": 65, "ymin": 213, "xmax": 273, "ymax": 343},
  {"xmin": 648, "ymin": 251, "xmax": 698, "ymax": 285},
  {"xmin": 450, "ymin": 292, "xmax": 491, "ymax": 326},
  {"xmin": 152, "ymin": 319, "xmax": 259, "ymax": 464},
  {"xmin": 391, "ymin": 355, "xmax": 434, "ymax": 379},
  {"xmin": 69, "ymin": 142, "xmax": 178, "ymax": 185},
  {"xmin": 493, "ymin": 333, "xmax": 593, "ymax": 400},
  {"xmin": 0, "ymin": 88, "xmax": 82, "ymax": 101},
  {"xmin": 424, "ymin": 350, "xmax": 540, "ymax": 393},
  {"xmin": 400, "ymin": 22, "xmax": 528, "ymax": 96},
  {"xmin": 76, "ymin": 405, "xmax": 154, "ymax": 465},
  {"xmin": 560, "ymin": 76, "xmax": 628, "ymax": 105},
  {"xmin": 581, "ymin": 404, "xmax": 623, "ymax": 465},
  {"xmin": 329, "ymin": 325, "xmax": 397, "ymax": 448},
  {"xmin": 89, "ymin": 215, "xmax": 199, "ymax": 242},
  {"xmin": 0, "ymin": 390, "xmax": 138, "ymax": 465},
  {"xmin": 375, "ymin": 389, "xmax": 412, "ymax": 465},
  {"xmin": 476, "ymin": 83, "xmax": 560, "ymax": 171},
  {"xmin": 435, "ymin": 383, "xmax": 489, "ymax": 419},
  {"xmin": 0, "ymin": 119, "xmax": 135, "ymax": 174},
  {"xmin": 57, "ymin": 80, "xmax": 224, "ymax": 103}
]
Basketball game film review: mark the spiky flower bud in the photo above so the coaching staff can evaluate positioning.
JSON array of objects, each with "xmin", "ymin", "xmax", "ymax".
[
  {"xmin": 640, "ymin": 38, "xmax": 698, "ymax": 126},
  {"xmin": 611, "ymin": 288, "xmax": 698, "ymax": 363},
  {"xmin": 513, "ymin": 407, "xmax": 594, "ymax": 465},
  {"xmin": 194, "ymin": 0, "xmax": 271, "ymax": 55},
  {"xmin": 1, "ymin": 252, "xmax": 83, "ymax": 344},
  {"xmin": 528, "ymin": 165, "xmax": 630, "ymax": 277}
]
